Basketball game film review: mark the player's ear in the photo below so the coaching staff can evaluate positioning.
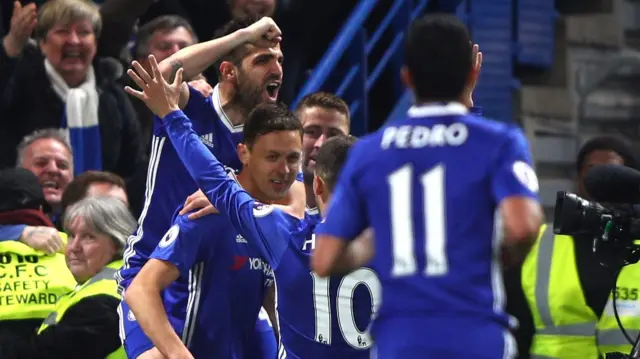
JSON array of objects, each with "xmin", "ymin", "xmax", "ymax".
[
  {"xmin": 400, "ymin": 66, "xmax": 414, "ymax": 90},
  {"xmin": 219, "ymin": 61, "xmax": 237, "ymax": 83},
  {"xmin": 313, "ymin": 174, "xmax": 324, "ymax": 198},
  {"xmin": 237, "ymin": 143, "xmax": 250, "ymax": 166}
]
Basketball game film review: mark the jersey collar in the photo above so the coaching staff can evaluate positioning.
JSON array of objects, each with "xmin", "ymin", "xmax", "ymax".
[
  {"xmin": 407, "ymin": 102, "xmax": 468, "ymax": 118},
  {"xmin": 212, "ymin": 84, "xmax": 243, "ymax": 133}
]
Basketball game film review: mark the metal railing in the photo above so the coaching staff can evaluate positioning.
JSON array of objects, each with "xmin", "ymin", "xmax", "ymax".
[{"xmin": 291, "ymin": 0, "xmax": 430, "ymax": 136}]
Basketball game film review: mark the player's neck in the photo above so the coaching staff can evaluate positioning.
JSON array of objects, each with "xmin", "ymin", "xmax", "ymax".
[
  {"xmin": 317, "ymin": 200, "xmax": 326, "ymax": 218},
  {"xmin": 236, "ymin": 170, "xmax": 272, "ymax": 204},
  {"xmin": 218, "ymin": 83, "xmax": 249, "ymax": 126},
  {"xmin": 305, "ymin": 184, "xmax": 317, "ymax": 210},
  {"xmin": 414, "ymin": 98, "xmax": 462, "ymax": 107}
]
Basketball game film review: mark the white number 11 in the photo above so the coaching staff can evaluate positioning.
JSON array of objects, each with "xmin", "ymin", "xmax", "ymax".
[{"xmin": 387, "ymin": 164, "xmax": 448, "ymax": 277}]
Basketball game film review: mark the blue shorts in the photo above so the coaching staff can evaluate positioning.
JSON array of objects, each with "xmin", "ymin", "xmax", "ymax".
[
  {"xmin": 118, "ymin": 300, "xmax": 154, "ymax": 359},
  {"xmin": 371, "ymin": 316, "xmax": 517, "ymax": 359}
]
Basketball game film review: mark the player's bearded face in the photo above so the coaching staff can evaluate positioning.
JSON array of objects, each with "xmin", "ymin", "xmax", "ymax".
[
  {"xmin": 233, "ymin": 47, "xmax": 282, "ymax": 109},
  {"xmin": 248, "ymin": 131, "xmax": 302, "ymax": 200}
]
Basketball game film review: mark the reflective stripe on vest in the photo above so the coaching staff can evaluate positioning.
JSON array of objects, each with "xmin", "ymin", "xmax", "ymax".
[
  {"xmin": 533, "ymin": 227, "xmax": 596, "ymax": 336},
  {"xmin": 598, "ymin": 329, "xmax": 639, "ymax": 346},
  {"xmin": 41, "ymin": 264, "xmax": 119, "ymax": 326},
  {"xmin": 38, "ymin": 260, "xmax": 125, "ymax": 359},
  {"xmin": 596, "ymin": 261, "xmax": 640, "ymax": 355},
  {"xmin": 0, "ymin": 237, "xmax": 76, "ymax": 321}
]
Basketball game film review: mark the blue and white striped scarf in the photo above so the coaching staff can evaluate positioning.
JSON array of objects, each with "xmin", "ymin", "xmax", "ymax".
[{"xmin": 44, "ymin": 59, "xmax": 102, "ymax": 175}]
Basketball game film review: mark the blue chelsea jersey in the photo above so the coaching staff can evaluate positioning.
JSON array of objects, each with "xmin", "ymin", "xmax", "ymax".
[
  {"xmin": 158, "ymin": 109, "xmax": 379, "ymax": 359},
  {"xmin": 118, "ymin": 85, "xmax": 244, "ymax": 290},
  {"xmin": 317, "ymin": 103, "xmax": 538, "ymax": 358},
  {"xmin": 275, "ymin": 216, "xmax": 380, "ymax": 359}
]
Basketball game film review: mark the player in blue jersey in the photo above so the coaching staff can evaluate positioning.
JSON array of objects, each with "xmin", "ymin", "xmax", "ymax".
[
  {"xmin": 122, "ymin": 101, "xmax": 303, "ymax": 359},
  {"xmin": 127, "ymin": 57, "xmax": 380, "ymax": 359},
  {"xmin": 294, "ymin": 92, "xmax": 351, "ymax": 224},
  {"xmin": 312, "ymin": 14, "xmax": 544, "ymax": 359},
  {"xmin": 118, "ymin": 16, "xmax": 302, "ymax": 359}
]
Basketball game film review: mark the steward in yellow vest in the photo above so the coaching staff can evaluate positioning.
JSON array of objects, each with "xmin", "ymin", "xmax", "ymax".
[
  {"xmin": 509, "ymin": 224, "xmax": 640, "ymax": 359},
  {"xmin": 38, "ymin": 260, "xmax": 125, "ymax": 359},
  {"xmin": 0, "ymin": 196, "xmax": 136, "ymax": 359},
  {"xmin": 0, "ymin": 167, "xmax": 76, "ymax": 340},
  {"xmin": 0, "ymin": 236, "xmax": 76, "ymax": 322}
]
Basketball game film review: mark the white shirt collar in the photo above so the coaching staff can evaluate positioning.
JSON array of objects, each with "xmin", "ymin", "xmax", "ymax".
[
  {"xmin": 407, "ymin": 102, "xmax": 468, "ymax": 118},
  {"xmin": 212, "ymin": 84, "xmax": 243, "ymax": 133}
]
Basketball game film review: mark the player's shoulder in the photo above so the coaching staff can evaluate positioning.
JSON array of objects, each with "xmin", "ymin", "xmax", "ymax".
[
  {"xmin": 253, "ymin": 202, "xmax": 306, "ymax": 229},
  {"xmin": 170, "ymin": 212, "xmax": 226, "ymax": 237},
  {"xmin": 463, "ymin": 115, "xmax": 524, "ymax": 138}
]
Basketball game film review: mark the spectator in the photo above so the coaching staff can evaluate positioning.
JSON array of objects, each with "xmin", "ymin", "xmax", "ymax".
[
  {"xmin": 60, "ymin": 170, "xmax": 128, "ymax": 214},
  {"xmin": 0, "ymin": 0, "xmax": 144, "ymax": 184},
  {"xmin": 16, "ymin": 128, "xmax": 74, "ymax": 217},
  {"xmin": 0, "ymin": 169, "xmax": 129, "ymax": 257},
  {"xmin": 0, "ymin": 167, "xmax": 76, "ymax": 342},
  {"xmin": 228, "ymin": 0, "xmax": 276, "ymax": 19},
  {"xmin": 0, "ymin": 196, "xmax": 136, "ymax": 359}
]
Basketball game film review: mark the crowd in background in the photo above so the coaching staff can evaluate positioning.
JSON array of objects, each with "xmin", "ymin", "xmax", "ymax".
[
  {"xmin": 3, "ymin": 1, "xmax": 637, "ymax": 359},
  {"xmin": 0, "ymin": 1, "xmax": 353, "ymax": 358},
  {"xmin": 0, "ymin": 0, "xmax": 354, "ymax": 218}
]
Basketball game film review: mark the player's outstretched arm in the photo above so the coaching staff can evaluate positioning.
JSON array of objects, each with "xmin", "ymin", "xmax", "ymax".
[
  {"xmin": 155, "ymin": 17, "xmax": 281, "ymax": 108},
  {"xmin": 491, "ymin": 129, "xmax": 544, "ymax": 267},
  {"xmin": 157, "ymin": 17, "xmax": 281, "ymax": 83},
  {"xmin": 322, "ymin": 228, "xmax": 375, "ymax": 275},
  {"xmin": 126, "ymin": 55, "xmax": 290, "ymax": 266},
  {"xmin": 125, "ymin": 260, "xmax": 194, "ymax": 359}
]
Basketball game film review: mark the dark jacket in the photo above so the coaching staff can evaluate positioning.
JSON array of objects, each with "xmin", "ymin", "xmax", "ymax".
[
  {"xmin": 0, "ymin": 295, "xmax": 121, "ymax": 359},
  {"xmin": 0, "ymin": 43, "xmax": 143, "ymax": 182}
]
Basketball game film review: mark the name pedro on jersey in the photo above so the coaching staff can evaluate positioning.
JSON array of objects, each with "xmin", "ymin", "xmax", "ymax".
[{"xmin": 381, "ymin": 123, "xmax": 468, "ymax": 149}]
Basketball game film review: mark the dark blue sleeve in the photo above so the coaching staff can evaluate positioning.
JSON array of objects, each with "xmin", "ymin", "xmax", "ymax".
[
  {"xmin": 150, "ymin": 215, "xmax": 208, "ymax": 277},
  {"xmin": 470, "ymin": 106, "xmax": 483, "ymax": 116},
  {"xmin": 491, "ymin": 129, "xmax": 540, "ymax": 203},
  {"xmin": 0, "ymin": 225, "xmax": 26, "ymax": 241},
  {"xmin": 314, "ymin": 141, "xmax": 368, "ymax": 241},
  {"xmin": 161, "ymin": 110, "xmax": 291, "ymax": 269}
]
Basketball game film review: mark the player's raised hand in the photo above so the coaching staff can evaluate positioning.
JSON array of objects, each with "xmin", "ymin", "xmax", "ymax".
[
  {"xmin": 125, "ymin": 54, "xmax": 183, "ymax": 118},
  {"xmin": 462, "ymin": 43, "xmax": 483, "ymax": 109},
  {"xmin": 3, "ymin": 1, "xmax": 37, "ymax": 57},
  {"xmin": 243, "ymin": 16, "xmax": 282, "ymax": 48},
  {"xmin": 179, "ymin": 189, "xmax": 219, "ymax": 220}
]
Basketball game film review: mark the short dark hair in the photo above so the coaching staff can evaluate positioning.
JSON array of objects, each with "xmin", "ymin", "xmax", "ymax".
[
  {"xmin": 61, "ymin": 171, "xmax": 126, "ymax": 212},
  {"xmin": 295, "ymin": 92, "xmax": 351, "ymax": 126},
  {"xmin": 135, "ymin": 15, "xmax": 198, "ymax": 59},
  {"xmin": 404, "ymin": 13, "xmax": 472, "ymax": 102},
  {"xmin": 315, "ymin": 135, "xmax": 358, "ymax": 192},
  {"xmin": 243, "ymin": 103, "xmax": 303, "ymax": 149},
  {"xmin": 576, "ymin": 135, "xmax": 638, "ymax": 172},
  {"xmin": 213, "ymin": 15, "xmax": 262, "ymax": 79}
]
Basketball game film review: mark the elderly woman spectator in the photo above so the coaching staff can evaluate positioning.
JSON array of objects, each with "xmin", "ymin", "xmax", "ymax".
[
  {"xmin": 0, "ymin": 0, "xmax": 143, "ymax": 182},
  {"xmin": 0, "ymin": 196, "xmax": 136, "ymax": 359}
]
